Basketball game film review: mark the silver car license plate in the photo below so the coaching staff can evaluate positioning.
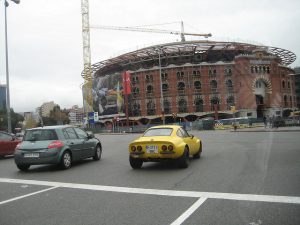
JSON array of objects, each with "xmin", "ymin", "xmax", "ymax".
[{"xmin": 24, "ymin": 153, "xmax": 39, "ymax": 158}]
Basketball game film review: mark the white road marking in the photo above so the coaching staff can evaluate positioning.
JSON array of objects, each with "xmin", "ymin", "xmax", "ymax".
[
  {"xmin": 170, "ymin": 197, "xmax": 207, "ymax": 225},
  {"xmin": 0, "ymin": 186, "xmax": 58, "ymax": 205},
  {"xmin": 0, "ymin": 178, "xmax": 300, "ymax": 204}
]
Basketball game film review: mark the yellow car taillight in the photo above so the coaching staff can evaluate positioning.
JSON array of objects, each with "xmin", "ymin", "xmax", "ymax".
[
  {"xmin": 131, "ymin": 146, "xmax": 136, "ymax": 151},
  {"xmin": 137, "ymin": 146, "xmax": 142, "ymax": 151},
  {"xmin": 162, "ymin": 145, "xmax": 167, "ymax": 151},
  {"xmin": 168, "ymin": 145, "xmax": 174, "ymax": 151}
]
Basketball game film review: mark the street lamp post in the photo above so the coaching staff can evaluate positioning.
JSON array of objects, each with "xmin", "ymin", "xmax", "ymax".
[
  {"xmin": 4, "ymin": 0, "xmax": 20, "ymax": 133},
  {"xmin": 288, "ymin": 73, "xmax": 296, "ymax": 121},
  {"xmin": 156, "ymin": 47, "xmax": 165, "ymax": 125}
]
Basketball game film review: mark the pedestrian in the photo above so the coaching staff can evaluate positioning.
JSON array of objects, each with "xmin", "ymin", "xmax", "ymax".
[
  {"xmin": 263, "ymin": 116, "xmax": 267, "ymax": 128},
  {"xmin": 270, "ymin": 116, "xmax": 274, "ymax": 129}
]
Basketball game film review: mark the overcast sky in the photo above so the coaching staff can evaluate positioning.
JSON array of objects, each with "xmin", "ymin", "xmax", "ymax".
[{"xmin": 0, "ymin": 0, "xmax": 299, "ymax": 112}]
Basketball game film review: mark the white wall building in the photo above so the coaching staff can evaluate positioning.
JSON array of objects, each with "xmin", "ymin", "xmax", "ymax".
[
  {"xmin": 40, "ymin": 101, "xmax": 57, "ymax": 117},
  {"xmin": 68, "ymin": 105, "xmax": 84, "ymax": 125}
]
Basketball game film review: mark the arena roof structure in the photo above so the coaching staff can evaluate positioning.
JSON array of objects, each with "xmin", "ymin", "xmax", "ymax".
[{"xmin": 84, "ymin": 41, "xmax": 296, "ymax": 78}]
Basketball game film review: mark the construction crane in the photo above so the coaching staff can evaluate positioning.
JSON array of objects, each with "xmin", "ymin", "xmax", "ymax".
[
  {"xmin": 81, "ymin": 0, "xmax": 211, "ymax": 122},
  {"xmin": 81, "ymin": 0, "xmax": 93, "ymax": 117},
  {"xmin": 90, "ymin": 21, "xmax": 212, "ymax": 42}
]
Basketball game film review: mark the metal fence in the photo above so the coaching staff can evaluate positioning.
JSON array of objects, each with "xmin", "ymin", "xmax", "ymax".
[{"xmin": 86, "ymin": 117, "xmax": 300, "ymax": 134}]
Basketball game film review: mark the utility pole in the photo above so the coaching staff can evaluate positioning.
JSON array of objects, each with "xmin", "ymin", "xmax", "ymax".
[{"xmin": 4, "ymin": 0, "xmax": 20, "ymax": 133}]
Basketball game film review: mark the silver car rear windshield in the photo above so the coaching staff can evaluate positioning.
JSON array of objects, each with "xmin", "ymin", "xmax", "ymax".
[
  {"xmin": 24, "ymin": 129, "xmax": 58, "ymax": 141},
  {"xmin": 143, "ymin": 128, "xmax": 173, "ymax": 137}
]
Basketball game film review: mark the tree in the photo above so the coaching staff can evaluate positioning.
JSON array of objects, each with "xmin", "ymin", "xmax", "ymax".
[
  {"xmin": 0, "ymin": 109, "xmax": 24, "ymax": 132},
  {"xmin": 24, "ymin": 114, "xmax": 37, "ymax": 129},
  {"xmin": 50, "ymin": 106, "xmax": 69, "ymax": 125},
  {"xmin": 37, "ymin": 105, "xmax": 69, "ymax": 126}
]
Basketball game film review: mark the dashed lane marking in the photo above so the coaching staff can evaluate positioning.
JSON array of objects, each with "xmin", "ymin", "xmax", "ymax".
[{"xmin": 0, "ymin": 178, "xmax": 300, "ymax": 204}]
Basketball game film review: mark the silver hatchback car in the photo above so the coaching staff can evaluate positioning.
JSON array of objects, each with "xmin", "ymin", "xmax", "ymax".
[{"xmin": 14, "ymin": 125, "xmax": 102, "ymax": 171}]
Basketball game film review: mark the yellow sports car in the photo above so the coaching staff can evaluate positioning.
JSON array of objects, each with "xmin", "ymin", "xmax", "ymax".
[{"xmin": 129, "ymin": 125, "xmax": 202, "ymax": 169}]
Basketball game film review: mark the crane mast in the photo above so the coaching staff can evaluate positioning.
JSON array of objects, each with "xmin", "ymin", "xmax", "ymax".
[{"xmin": 81, "ymin": 0, "xmax": 93, "ymax": 115}]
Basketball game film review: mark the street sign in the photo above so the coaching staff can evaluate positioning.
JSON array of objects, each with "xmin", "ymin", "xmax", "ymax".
[
  {"xmin": 88, "ymin": 112, "xmax": 94, "ymax": 124},
  {"xmin": 94, "ymin": 112, "xmax": 99, "ymax": 122}
]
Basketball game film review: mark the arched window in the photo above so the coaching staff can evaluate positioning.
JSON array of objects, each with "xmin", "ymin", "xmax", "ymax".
[
  {"xmin": 162, "ymin": 83, "xmax": 169, "ymax": 92},
  {"xmin": 147, "ymin": 101, "xmax": 156, "ymax": 115},
  {"xmin": 161, "ymin": 73, "xmax": 168, "ymax": 81},
  {"xmin": 287, "ymin": 81, "xmax": 290, "ymax": 89},
  {"xmin": 132, "ymin": 87, "xmax": 139, "ymax": 96},
  {"xmin": 146, "ymin": 85, "xmax": 153, "ymax": 94},
  {"xmin": 194, "ymin": 81, "xmax": 201, "ymax": 90},
  {"xmin": 145, "ymin": 74, "xmax": 153, "ymax": 82},
  {"xmin": 210, "ymin": 80, "xmax": 217, "ymax": 93},
  {"xmin": 178, "ymin": 98, "xmax": 187, "ymax": 113},
  {"xmin": 177, "ymin": 82, "xmax": 185, "ymax": 91},
  {"xmin": 163, "ymin": 99, "xmax": 171, "ymax": 114},
  {"xmin": 226, "ymin": 79, "xmax": 233, "ymax": 89},
  {"xmin": 255, "ymin": 80, "xmax": 261, "ymax": 88},
  {"xmin": 177, "ymin": 71, "xmax": 184, "ymax": 79},
  {"xmin": 282, "ymin": 80, "xmax": 286, "ymax": 88},
  {"xmin": 210, "ymin": 80, "xmax": 217, "ymax": 88},
  {"xmin": 210, "ymin": 97, "xmax": 220, "ymax": 111},
  {"xmin": 284, "ymin": 95, "xmax": 288, "ymax": 107},
  {"xmin": 131, "ymin": 102, "xmax": 141, "ymax": 116},
  {"xmin": 227, "ymin": 96, "xmax": 234, "ymax": 110},
  {"xmin": 194, "ymin": 98, "xmax": 203, "ymax": 112},
  {"xmin": 193, "ymin": 70, "xmax": 201, "ymax": 77}
]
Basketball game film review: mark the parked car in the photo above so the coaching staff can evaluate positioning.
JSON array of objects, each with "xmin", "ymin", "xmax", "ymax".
[
  {"xmin": 129, "ymin": 125, "xmax": 202, "ymax": 169},
  {"xmin": 0, "ymin": 131, "xmax": 21, "ymax": 158},
  {"xmin": 14, "ymin": 125, "xmax": 102, "ymax": 171}
]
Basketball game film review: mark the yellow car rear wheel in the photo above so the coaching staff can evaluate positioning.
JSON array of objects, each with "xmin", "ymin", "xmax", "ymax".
[
  {"xmin": 178, "ymin": 147, "xmax": 190, "ymax": 168},
  {"xmin": 129, "ymin": 156, "xmax": 143, "ymax": 169}
]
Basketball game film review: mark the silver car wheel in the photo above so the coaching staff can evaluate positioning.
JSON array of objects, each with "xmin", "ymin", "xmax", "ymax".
[
  {"xmin": 97, "ymin": 147, "xmax": 100, "ymax": 157},
  {"xmin": 93, "ymin": 145, "xmax": 101, "ymax": 161},
  {"xmin": 63, "ymin": 152, "xmax": 71, "ymax": 167}
]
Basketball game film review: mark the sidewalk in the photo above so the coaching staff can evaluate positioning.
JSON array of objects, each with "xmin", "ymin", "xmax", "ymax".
[{"xmin": 231, "ymin": 126, "xmax": 300, "ymax": 132}]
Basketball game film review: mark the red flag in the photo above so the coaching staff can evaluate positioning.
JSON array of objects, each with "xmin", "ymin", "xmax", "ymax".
[{"xmin": 122, "ymin": 71, "xmax": 131, "ymax": 94}]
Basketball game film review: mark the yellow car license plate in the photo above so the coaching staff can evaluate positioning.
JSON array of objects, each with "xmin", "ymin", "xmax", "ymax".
[{"xmin": 146, "ymin": 145, "xmax": 158, "ymax": 153}]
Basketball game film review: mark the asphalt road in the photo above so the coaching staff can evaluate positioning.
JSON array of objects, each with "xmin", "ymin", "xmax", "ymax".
[{"xmin": 0, "ymin": 131, "xmax": 299, "ymax": 225}]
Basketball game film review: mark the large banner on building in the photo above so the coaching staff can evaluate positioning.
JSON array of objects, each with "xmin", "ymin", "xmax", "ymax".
[
  {"xmin": 91, "ymin": 73, "xmax": 126, "ymax": 119},
  {"xmin": 122, "ymin": 71, "xmax": 131, "ymax": 95}
]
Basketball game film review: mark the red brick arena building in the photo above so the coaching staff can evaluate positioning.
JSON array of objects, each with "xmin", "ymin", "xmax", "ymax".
[{"xmin": 87, "ymin": 41, "xmax": 297, "ymax": 126}]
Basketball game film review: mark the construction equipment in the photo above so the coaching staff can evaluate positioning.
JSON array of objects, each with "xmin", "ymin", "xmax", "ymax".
[
  {"xmin": 90, "ymin": 21, "xmax": 212, "ymax": 42},
  {"xmin": 81, "ymin": 0, "xmax": 93, "ymax": 116},
  {"xmin": 81, "ymin": 0, "xmax": 211, "ymax": 121}
]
